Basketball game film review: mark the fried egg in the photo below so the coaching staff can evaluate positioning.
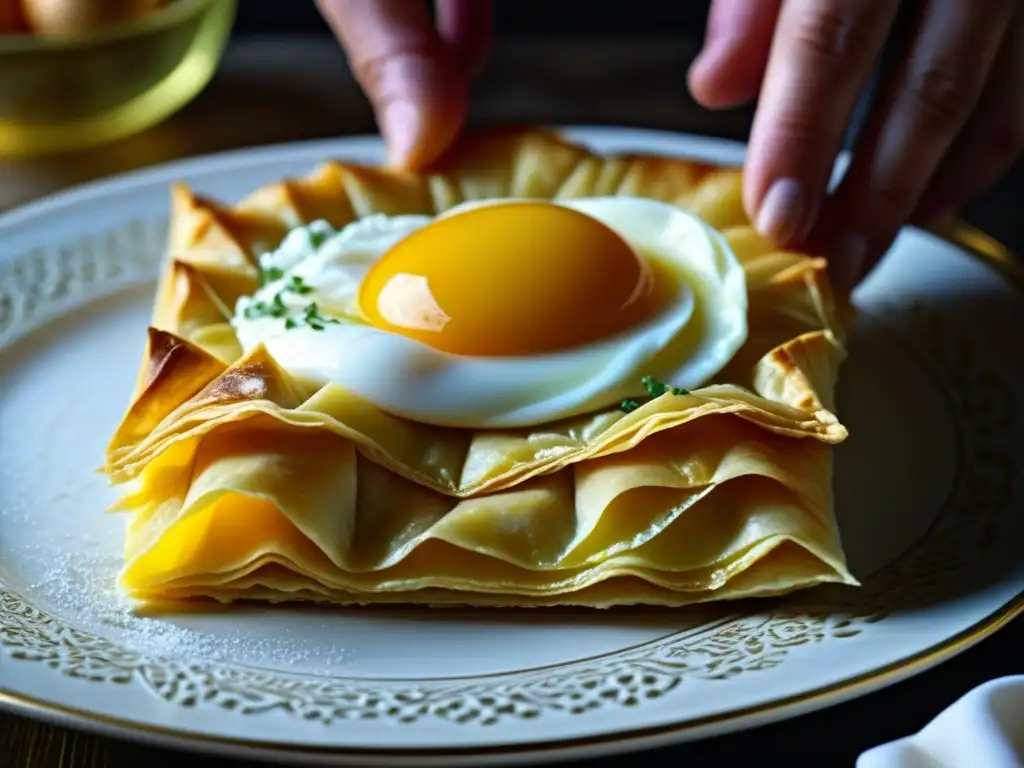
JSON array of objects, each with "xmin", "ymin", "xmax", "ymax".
[{"xmin": 232, "ymin": 197, "xmax": 748, "ymax": 428}]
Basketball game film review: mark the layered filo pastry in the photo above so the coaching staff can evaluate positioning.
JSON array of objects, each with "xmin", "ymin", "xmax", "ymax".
[{"xmin": 104, "ymin": 127, "xmax": 857, "ymax": 608}]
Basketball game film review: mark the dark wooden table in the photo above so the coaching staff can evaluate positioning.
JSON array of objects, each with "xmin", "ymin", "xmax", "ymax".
[{"xmin": 1, "ymin": 34, "xmax": 1021, "ymax": 768}]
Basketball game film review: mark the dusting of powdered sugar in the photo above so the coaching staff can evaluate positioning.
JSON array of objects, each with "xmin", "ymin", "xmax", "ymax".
[{"xmin": 24, "ymin": 548, "xmax": 353, "ymax": 673}]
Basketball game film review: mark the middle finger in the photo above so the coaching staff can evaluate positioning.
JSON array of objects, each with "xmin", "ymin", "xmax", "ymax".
[
  {"xmin": 822, "ymin": 0, "xmax": 1017, "ymax": 290},
  {"xmin": 744, "ymin": 0, "xmax": 899, "ymax": 245}
]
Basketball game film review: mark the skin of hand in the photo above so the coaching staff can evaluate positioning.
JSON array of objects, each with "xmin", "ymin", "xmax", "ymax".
[
  {"xmin": 315, "ymin": 0, "xmax": 492, "ymax": 171},
  {"xmin": 689, "ymin": 0, "xmax": 1024, "ymax": 293},
  {"xmin": 319, "ymin": 0, "xmax": 1023, "ymax": 294}
]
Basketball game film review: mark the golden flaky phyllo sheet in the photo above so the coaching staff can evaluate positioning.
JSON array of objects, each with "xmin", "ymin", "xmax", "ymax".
[{"xmin": 103, "ymin": 127, "xmax": 857, "ymax": 608}]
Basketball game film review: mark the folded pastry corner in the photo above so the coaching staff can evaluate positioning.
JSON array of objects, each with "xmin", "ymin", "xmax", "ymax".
[{"xmin": 103, "ymin": 127, "xmax": 858, "ymax": 610}]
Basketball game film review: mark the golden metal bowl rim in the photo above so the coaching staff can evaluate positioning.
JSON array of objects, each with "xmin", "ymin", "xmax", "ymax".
[{"xmin": 0, "ymin": 0, "xmax": 226, "ymax": 52}]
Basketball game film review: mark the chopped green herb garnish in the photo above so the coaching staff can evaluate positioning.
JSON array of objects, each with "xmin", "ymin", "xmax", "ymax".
[
  {"xmin": 641, "ymin": 375, "xmax": 689, "ymax": 398},
  {"xmin": 245, "ymin": 289, "xmax": 340, "ymax": 330},
  {"xmin": 243, "ymin": 301, "xmax": 267, "ymax": 320},
  {"xmin": 309, "ymin": 229, "xmax": 329, "ymax": 248},
  {"xmin": 269, "ymin": 292, "xmax": 289, "ymax": 317},
  {"xmin": 286, "ymin": 275, "xmax": 313, "ymax": 295},
  {"xmin": 245, "ymin": 291, "xmax": 292, "ymax": 321},
  {"xmin": 258, "ymin": 266, "xmax": 284, "ymax": 286},
  {"xmin": 301, "ymin": 301, "xmax": 340, "ymax": 330},
  {"xmin": 620, "ymin": 376, "xmax": 690, "ymax": 413}
]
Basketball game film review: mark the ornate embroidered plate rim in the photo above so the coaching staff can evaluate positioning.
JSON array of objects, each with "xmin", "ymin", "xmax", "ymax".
[{"xmin": 0, "ymin": 128, "xmax": 1020, "ymax": 765}]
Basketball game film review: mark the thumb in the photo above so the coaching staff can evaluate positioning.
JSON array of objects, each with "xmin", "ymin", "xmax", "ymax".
[{"xmin": 318, "ymin": 0, "xmax": 469, "ymax": 171}]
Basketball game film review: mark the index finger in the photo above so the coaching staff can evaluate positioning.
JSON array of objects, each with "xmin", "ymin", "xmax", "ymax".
[{"xmin": 317, "ymin": 0, "xmax": 469, "ymax": 170}]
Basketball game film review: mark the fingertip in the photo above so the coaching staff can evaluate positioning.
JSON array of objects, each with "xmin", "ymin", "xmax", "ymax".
[
  {"xmin": 379, "ymin": 100, "xmax": 421, "ymax": 170},
  {"xmin": 370, "ymin": 53, "xmax": 469, "ymax": 171},
  {"xmin": 316, "ymin": 0, "xmax": 470, "ymax": 171},
  {"xmin": 687, "ymin": 44, "xmax": 763, "ymax": 109},
  {"xmin": 381, "ymin": 95, "xmax": 467, "ymax": 172},
  {"xmin": 688, "ymin": 0, "xmax": 780, "ymax": 109},
  {"xmin": 686, "ymin": 46, "xmax": 717, "ymax": 104}
]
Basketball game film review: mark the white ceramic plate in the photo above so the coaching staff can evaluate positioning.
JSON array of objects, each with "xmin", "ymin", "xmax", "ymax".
[{"xmin": 0, "ymin": 128, "xmax": 1021, "ymax": 766}]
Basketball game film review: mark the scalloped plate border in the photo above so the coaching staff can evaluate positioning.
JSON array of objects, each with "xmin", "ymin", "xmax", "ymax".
[{"xmin": 0, "ymin": 128, "xmax": 1021, "ymax": 766}]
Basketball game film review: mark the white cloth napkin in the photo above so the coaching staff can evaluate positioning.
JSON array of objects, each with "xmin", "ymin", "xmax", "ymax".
[{"xmin": 857, "ymin": 676, "xmax": 1024, "ymax": 768}]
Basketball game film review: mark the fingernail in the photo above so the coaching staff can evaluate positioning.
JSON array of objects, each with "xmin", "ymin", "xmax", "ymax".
[
  {"xmin": 831, "ymin": 233, "xmax": 868, "ymax": 295},
  {"xmin": 379, "ymin": 100, "xmax": 420, "ymax": 170},
  {"xmin": 755, "ymin": 178, "xmax": 813, "ymax": 245}
]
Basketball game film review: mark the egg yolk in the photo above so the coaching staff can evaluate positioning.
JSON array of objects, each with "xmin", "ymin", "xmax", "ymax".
[{"xmin": 358, "ymin": 202, "xmax": 665, "ymax": 356}]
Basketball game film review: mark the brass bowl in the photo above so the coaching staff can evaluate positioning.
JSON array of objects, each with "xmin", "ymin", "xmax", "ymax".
[{"xmin": 0, "ymin": 0, "xmax": 236, "ymax": 156}]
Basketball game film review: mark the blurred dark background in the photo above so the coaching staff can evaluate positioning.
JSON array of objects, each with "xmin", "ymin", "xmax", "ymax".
[{"xmin": 230, "ymin": 1, "xmax": 712, "ymax": 36}]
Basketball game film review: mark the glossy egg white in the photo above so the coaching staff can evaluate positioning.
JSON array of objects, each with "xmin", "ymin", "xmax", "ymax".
[{"xmin": 232, "ymin": 197, "xmax": 748, "ymax": 428}]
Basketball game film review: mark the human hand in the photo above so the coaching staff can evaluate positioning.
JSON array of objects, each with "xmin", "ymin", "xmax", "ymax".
[
  {"xmin": 316, "ymin": 0, "xmax": 493, "ymax": 171},
  {"xmin": 689, "ymin": 0, "xmax": 1024, "ymax": 293}
]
